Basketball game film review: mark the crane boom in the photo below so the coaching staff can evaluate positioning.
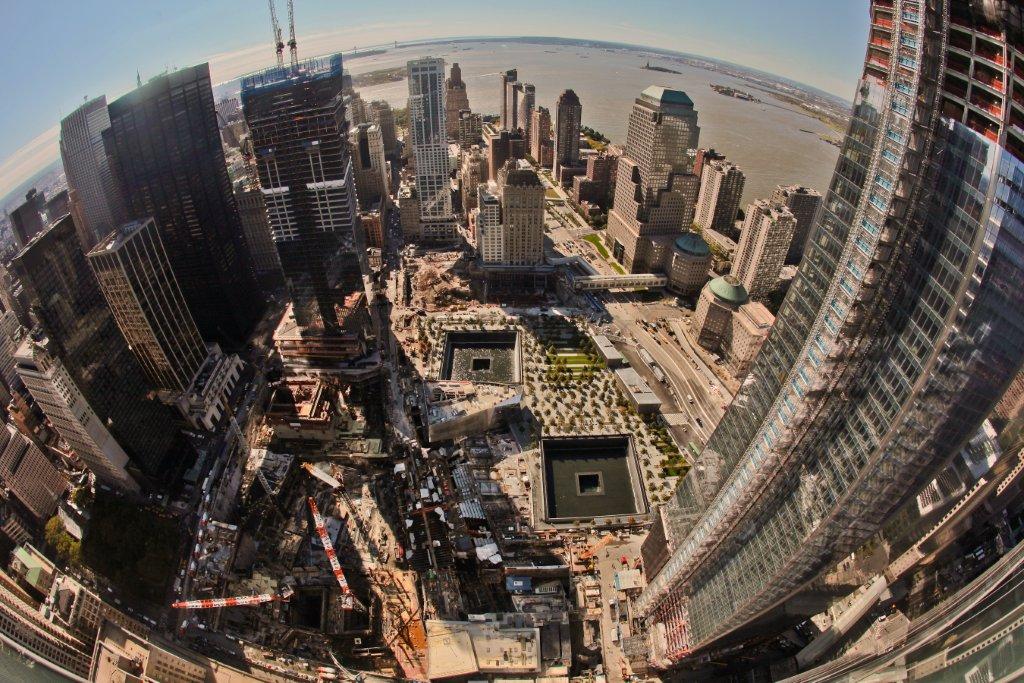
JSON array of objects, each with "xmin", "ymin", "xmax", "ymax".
[
  {"xmin": 268, "ymin": 0, "xmax": 284, "ymax": 67},
  {"xmin": 287, "ymin": 0, "xmax": 298, "ymax": 68},
  {"xmin": 302, "ymin": 463, "xmax": 343, "ymax": 490},
  {"xmin": 307, "ymin": 497, "xmax": 354, "ymax": 609},
  {"xmin": 173, "ymin": 592, "xmax": 283, "ymax": 610}
]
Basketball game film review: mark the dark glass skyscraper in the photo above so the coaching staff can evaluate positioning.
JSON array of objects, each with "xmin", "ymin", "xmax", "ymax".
[
  {"xmin": 241, "ymin": 54, "xmax": 358, "ymax": 330},
  {"xmin": 104, "ymin": 63, "xmax": 261, "ymax": 348},
  {"xmin": 639, "ymin": 0, "xmax": 1024, "ymax": 666},
  {"xmin": 11, "ymin": 216, "xmax": 185, "ymax": 485}
]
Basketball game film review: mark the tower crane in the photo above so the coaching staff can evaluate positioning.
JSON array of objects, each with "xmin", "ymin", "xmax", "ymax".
[
  {"xmin": 307, "ymin": 497, "xmax": 362, "ymax": 610},
  {"xmin": 268, "ymin": 0, "xmax": 285, "ymax": 67},
  {"xmin": 287, "ymin": 0, "xmax": 298, "ymax": 68},
  {"xmin": 172, "ymin": 585, "xmax": 293, "ymax": 610}
]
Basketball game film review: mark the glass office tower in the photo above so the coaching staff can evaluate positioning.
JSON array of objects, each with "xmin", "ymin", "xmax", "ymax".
[{"xmin": 639, "ymin": 0, "xmax": 1024, "ymax": 665}]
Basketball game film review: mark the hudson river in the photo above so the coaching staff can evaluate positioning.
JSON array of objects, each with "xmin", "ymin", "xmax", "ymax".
[{"xmin": 350, "ymin": 40, "xmax": 845, "ymax": 206}]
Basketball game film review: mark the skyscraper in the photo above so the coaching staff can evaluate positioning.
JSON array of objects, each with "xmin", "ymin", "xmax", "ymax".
[
  {"xmin": 770, "ymin": 184, "xmax": 823, "ymax": 265},
  {"xmin": 694, "ymin": 159, "xmax": 745, "ymax": 240},
  {"xmin": 59, "ymin": 96, "xmax": 126, "ymax": 250},
  {"xmin": 552, "ymin": 89, "xmax": 583, "ymax": 183},
  {"xmin": 456, "ymin": 109, "xmax": 482, "ymax": 147},
  {"xmin": 445, "ymin": 62, "xmax": 470, "ymax": 139},
  {"xmin": 460, "ymin": 145, "xmax": 488, "ymax": 218},
  {"xmin": 9, "ymin": 190, "xmax": 46, "ymax": 250},
  {"xmin": 500, "ymin": 69, "xmax": 518, "ymax": 131},
  {"xmin": 368, "ymin": 100, "xmax": 399, "ymax": 156},
  {"xmin": 530, "ymin": 106, "xmax": 552, "ymax": 167},
  {"xmin": 517, "ymin": 83, "xmax": 536, "ymax": 139},
  {"xmin": 350, "ymin": 122, "xmax": 390, "ymax": 211},
  {"xmin": 408, "ymin": 57, "xmax": 456, "ymax": 242},
  {"xmin": 12, "ymin": 217, "xmax": 184, "ymax": 489},
  {"xmin": 104, "ymin": 63, "xmax": 261, "ymax": 348},
  {"xmin": 242, "ymin": 54, "xmax": 359, "ymax": 330},
  {"xmin": 730, "ymin": 199, "xmax": 795, "ymax": 300},
  {"xmin": 497, "ymin": 161, "xmax": 545, "ymax": 266},
  {"xmin": 87, "ymin": 218, "xmax": 208, "ymax": 393},
  {"xmin": 233, "ymin": 175, "xmax": 284, "ymax": 286},
  {"xmin": 605, "ymin": 86, "xmax": 701, "ymax": 273},
  {"xmin": 637, "ymin": 2, "xmax": 1024, "ymax": 666}
]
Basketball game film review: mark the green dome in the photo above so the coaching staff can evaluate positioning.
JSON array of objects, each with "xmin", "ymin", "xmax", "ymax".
[
  {"xmin": 708, "ymin": 275, "xmax": 748, "ymax": 305},
  {"xmin": 675, "ymin": 232, "xmax": 711, "ymax": 257}
]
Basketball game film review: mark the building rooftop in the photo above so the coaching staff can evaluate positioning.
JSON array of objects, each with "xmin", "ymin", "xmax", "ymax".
[
  {"xmin": 708, "ymin": 275, "xmax": 749, "ymax": 305},
  {"xmin": 240, "ymin": 53, "xmax": 344, "ymax": 95},
  {"xmin": 674, "ymin": 232, "xmax": 711, "ymax": 257},
  {"xmin": 614, "ymin": 368, "xmax": 662, "ymax": 409},
  {"xmin": 425, "ymin": 618, "xmax": 541, "ymax": 679},
  {"xmin": 641, "ymin": 85, "xmax": 694, "ymax": 107}
]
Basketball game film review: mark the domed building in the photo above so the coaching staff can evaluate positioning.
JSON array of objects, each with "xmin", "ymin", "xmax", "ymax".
[
  {"xmin": 693, "ymin": 275, "xmax": 773, "ymax": 377},
  {"xmin": 666, "ymin": 232, "xmax": 713, "ymax": 296}
]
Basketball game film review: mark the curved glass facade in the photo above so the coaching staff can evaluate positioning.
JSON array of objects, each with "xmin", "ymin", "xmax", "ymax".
[{"xmin": 640, "ymin": 0, "xmax": 1024, "ymax": 661}]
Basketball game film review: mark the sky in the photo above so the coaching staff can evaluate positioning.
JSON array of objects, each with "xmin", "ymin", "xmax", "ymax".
[{"xmin": 0, "ymin": 0, "xmax": 868, "ymax": 200}]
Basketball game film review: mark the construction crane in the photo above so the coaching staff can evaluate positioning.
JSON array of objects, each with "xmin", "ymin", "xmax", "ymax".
[
  {"xmin": 302, "ymin": 462, "xmax": 343, "ymax": 490},
  {"xmin": 579, "ymin": 534, "xmax": 616, "ymax": 561},
  {"xmin": 267, "ymin": 0, "xmax": 285, "ymax": 68},
  {"xmin": 287, "ymin": 0, "xmax": 298, "ymax": 68},
  {"xmin": 307, "ymin": 497, "xmax": 357, "ymax": 609},
  {"xmin": 173, "ymin": 585, "xmax": 293, "ymax": 610}
]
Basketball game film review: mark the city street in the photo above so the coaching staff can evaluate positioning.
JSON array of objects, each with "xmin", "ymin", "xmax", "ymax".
[{"xmin": 602, "ymin": 298, "xmax": 729, "ymax": 443}]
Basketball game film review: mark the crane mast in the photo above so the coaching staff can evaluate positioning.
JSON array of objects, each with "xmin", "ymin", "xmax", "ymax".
[
  {"xmin": 268, "ymin": 0, "xmax": 285, "ymax": 67},
  {"xmin": 287, "ymin": 0, "xmax": 298, "ymax": 68}
]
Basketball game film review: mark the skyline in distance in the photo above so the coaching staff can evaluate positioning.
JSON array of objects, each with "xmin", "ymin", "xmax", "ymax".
[{"xmin": 0, "ymin": 0, "xmax": 868, "ymax": 203}]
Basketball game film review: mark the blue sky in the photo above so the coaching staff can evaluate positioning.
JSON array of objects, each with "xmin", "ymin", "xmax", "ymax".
[{"xmin": 0, "ymin": 0, "xmax": 868, "ymax": 196}]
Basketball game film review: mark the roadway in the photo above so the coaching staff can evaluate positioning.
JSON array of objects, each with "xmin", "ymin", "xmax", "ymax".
[{"xmin": 601, "ymin": 298, "xmax": 728, "ymax": 444}]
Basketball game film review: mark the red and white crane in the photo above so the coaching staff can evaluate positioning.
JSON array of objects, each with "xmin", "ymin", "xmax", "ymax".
[
  {"xmin": 307, "ymin": 497, "xmax": 355, "ymax": 609},
  {"xmin": 172, "ymin": 586, "xmax": 293, "ymax": 611}
]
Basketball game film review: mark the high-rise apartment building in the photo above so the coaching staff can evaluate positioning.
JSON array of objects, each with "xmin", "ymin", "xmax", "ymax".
[
  {"xmin": 606, "ymin": 87, "xmax": 701, "ymax": 273},
  {"xmin": 104, "ymin": 64, "xmax": 261, "ymax": 349},
  {"xmin": 0, "ymin": 423, "xmax": 67, "ymax": 525},
  {"xmin": 486, "ymin": 129, "xmax": 527, "ymax": 181},
  {"xmin": 87, "ymin": 219, "xmax": 208, "ymax": 393},
  {"xmin": 572, "ymin": 150, "xmax": 620, "ymax": 209},
  {"xmin": 695, "ymin": 159, "xmax": 745, "ymax": 239},
  {"xmin": 730, "ymin": 199, "xmax": 796, "ymax": 300},
  {"xmin": 500, "ymin": 69, "xmax": 518, "ymax": 131},
  {"xmin": 368, "ymin": 100, "xmax": 399, "ymax": 156},
  {"xmin": 770, "ymin": 184, "xmax": 823, "ymax": 265},
  {"xmin": 457, "ymin": 110, "xmax": 482, "ymax": 147},
  {"xmin": 475, "ymin": 182, "xmax": 503, "ymax": 264},
  {"xmin": 408, "ymin": 57, "xmax": 457, "ymax": 242},
  {"xmin": 460, "ymin": 145, "xmax": 488, "ymax": 218},
  {"xmin": 445, "ymin": 62, "xmax": 470, "ymax": 139},
  {"xmin": 694, "ymin": 159, "xmax": 745, "ymax": 240},
  {"xmin": 58, "ymin": 96, "xmax": 126, "ymax": 250},
  {"xmin": 637, "ymin": 2, "xmax": 1024, "ymax": 666},
  {"xmin": 552, "ymin": 89, "xmax": 583, "ymax": 182},
  {"xmin": 472, "ymin": 162, "xmax": 544, "ymax": 266},
  {"xmin": 517, "ymin": 83, "xmax": 536, "ymax": 139},
  {"xmin": 693, "ymin": 148, "xmax": 726, "ymax": 185},
  {"xmin": 12, "ymin": 217, "xmax": 183, "ymax": 489},
  {"xmin": 242, "ymin": 54, "xmax": 359, "ymax": 330},
  {"xmin": 529, "ymin": 106, "xmax": 552, "ymax": 167},
  {"xmin": 497, "ymin": 162, "xmax": 545, "ymax": 266},
  {"xmin": 350, "ymin": 123, "xmax": 390, "ymax": 211},
  {"xmin": 346, "ymin": 91, "xmax": 367, "ymax": 126}
]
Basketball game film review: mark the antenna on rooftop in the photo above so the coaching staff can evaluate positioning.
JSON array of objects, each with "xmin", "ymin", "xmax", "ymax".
[{"xmin": 268, "ymin": 0, "xmax": 285, "ymax": 68}]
